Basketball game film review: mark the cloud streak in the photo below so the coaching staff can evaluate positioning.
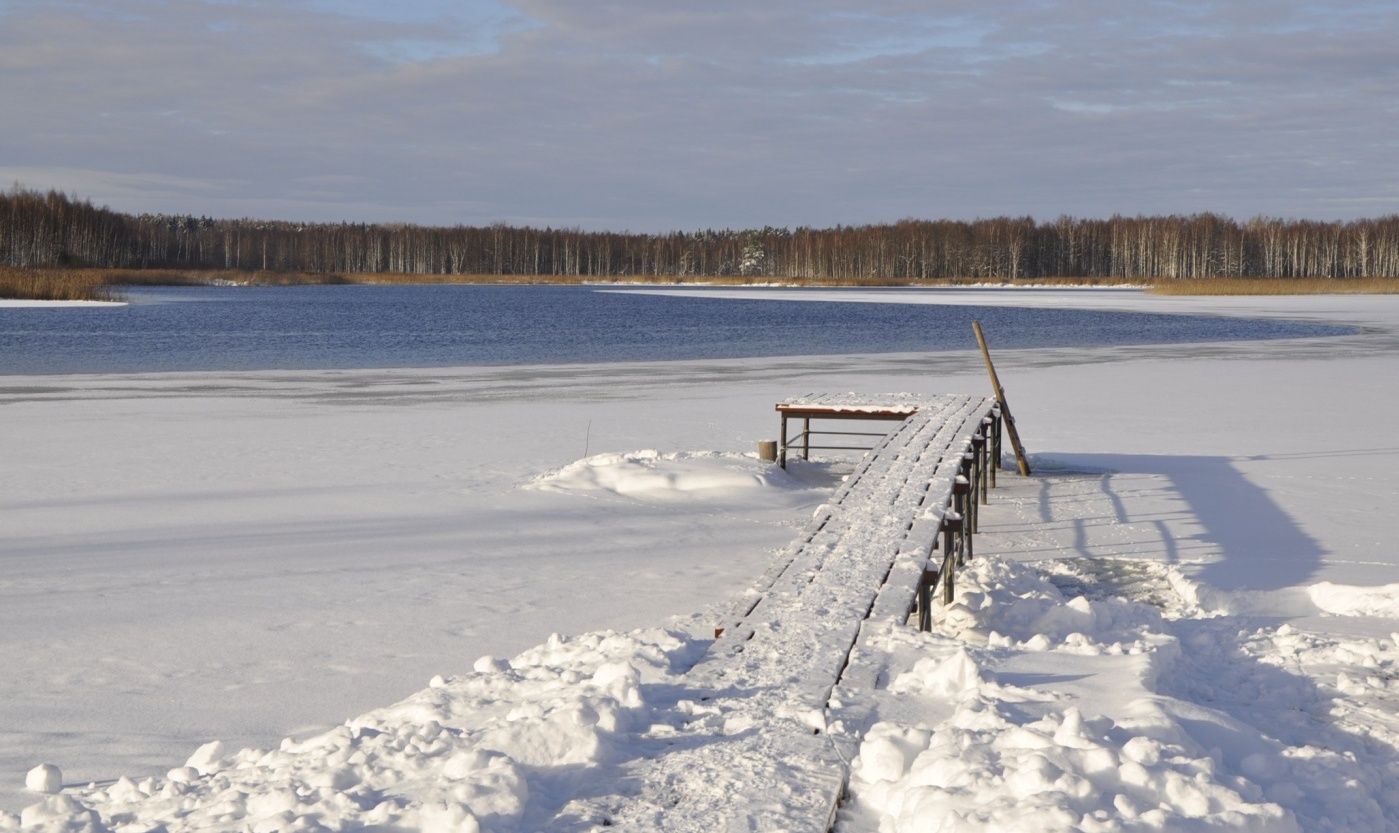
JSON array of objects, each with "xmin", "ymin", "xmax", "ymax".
[{"xmin": 2, "ymin": 0, "xmax": 1395, "ymax": 229}]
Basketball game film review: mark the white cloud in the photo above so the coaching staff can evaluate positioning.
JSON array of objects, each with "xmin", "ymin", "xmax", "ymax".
[{"xmin": 1, "ymin": 0, "xmax": 1396, "ymax": 228}]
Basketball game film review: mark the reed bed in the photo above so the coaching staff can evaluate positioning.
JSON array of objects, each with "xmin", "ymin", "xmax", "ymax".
[
  {"xmin": 1149, "ymin": 277, "xmax": 1399, "ymax": 295},
  {"xmin": 0, "ymin": 267, "xmax": 118, "ymax": 301}
]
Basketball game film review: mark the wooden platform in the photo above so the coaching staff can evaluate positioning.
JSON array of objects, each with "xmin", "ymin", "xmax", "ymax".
[
  {"xmin": 589, "ymin": 394, "xmax": 1001, "ymax": 832},
  {"xmin": 775, "ymin": 393, "xmax": 958, "ymax": 466}
]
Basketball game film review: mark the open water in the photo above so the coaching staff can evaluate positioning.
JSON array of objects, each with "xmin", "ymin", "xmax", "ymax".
[{"xmin": 0, "ymin": 285, "xmax": 1353, "ymax": 375}]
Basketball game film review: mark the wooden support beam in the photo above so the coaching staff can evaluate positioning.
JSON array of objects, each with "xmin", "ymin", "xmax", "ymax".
[{"xmin": 972, "ymin": 321, "xmax": 1031, "ymax": 476}]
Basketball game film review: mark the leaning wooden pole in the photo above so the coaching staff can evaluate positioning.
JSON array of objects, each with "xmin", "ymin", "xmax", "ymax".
[{"xmin": 972, "ymin": 321, "xmax": 1031, "ymax": 476}]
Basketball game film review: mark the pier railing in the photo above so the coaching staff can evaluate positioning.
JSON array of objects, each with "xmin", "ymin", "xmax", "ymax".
[{"xmin": 913, "ymin": 408, "xmax": 1001, "ymax": 629}]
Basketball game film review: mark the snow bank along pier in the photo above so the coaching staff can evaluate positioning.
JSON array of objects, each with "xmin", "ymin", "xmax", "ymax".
[{"xmin": 605, "ymin": 393, "xmax": 1008, "ymax": 831}]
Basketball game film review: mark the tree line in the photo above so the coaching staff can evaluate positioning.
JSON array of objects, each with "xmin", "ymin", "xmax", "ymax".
[{"xmin": 4, "ymin": 186, "xmax": 1397, "ymax": 280}]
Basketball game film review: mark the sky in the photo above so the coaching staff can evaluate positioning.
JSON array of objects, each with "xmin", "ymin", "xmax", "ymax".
[{"xmin": 1, "ymin": 0, "xmax": 1396, "ymax": 231}]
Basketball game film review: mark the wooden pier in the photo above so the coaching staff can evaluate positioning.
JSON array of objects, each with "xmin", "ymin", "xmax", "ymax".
[{"xmin": 594, "ymin": 393, "xmax": 1005, "ymax": 832}]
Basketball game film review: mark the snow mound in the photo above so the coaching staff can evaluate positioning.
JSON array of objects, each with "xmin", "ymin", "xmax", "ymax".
[
  {"xmin": 848, "ymin": 705, "xmax": 1298, "ymax": 833},
  {"xmin": 838, "ymin": 554, "xmax": 1399, "ymax": 833},
  {"xmin": 929, "ymin": 555, "xmax": 1167, "ymax": 654},
  {"xmin": 526, "ymin": 450, "xmax": 811, "ymax": 502},
  {"xmin": 1307, "ymin": 581, "xmax": 1399, "ymax": 617}
]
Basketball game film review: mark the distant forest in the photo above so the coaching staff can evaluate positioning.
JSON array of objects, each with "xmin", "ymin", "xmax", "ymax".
[{"xmin": 4, "ymin": 187, "xmax": 1398, "ymax": 280}]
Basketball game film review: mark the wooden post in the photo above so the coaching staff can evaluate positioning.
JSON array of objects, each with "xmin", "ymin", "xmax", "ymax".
[
  {"xmin": 972, "ymin": 321, "xmax": 1031, "ymax": 476},
  {"xmin": 977, "ymin": 425, "xmax": 990, "ymax": 503},
  {"xmin": 987, "ymin": 413, "xmax": 1000, "ymax": 489},
  {"xmin": 953, "ymin": 477, "xmax": 974, "ymax": 565},
  {"xmin": 941, "ymin": 520, "xmax": 959, "ymax": 604},
  {"xmin": 778, "ymin": 413, "xmax": 788, "ymax": 468},
  {"xmin": 917, "ymin": 568, "xmax": 936, "ymax": 631}
]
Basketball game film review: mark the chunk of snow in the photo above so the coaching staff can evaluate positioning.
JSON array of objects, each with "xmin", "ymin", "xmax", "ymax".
[
  {"xmin": 18, "ymin": 795, "xmax": 102, "ymax": 833},
  {"xmin": 184, "ymin": 740, "xmax": 225, "ymax": 775},
  {"xmin": 24, "ymin": 765, "xmax": 61, "ymax": 795}
]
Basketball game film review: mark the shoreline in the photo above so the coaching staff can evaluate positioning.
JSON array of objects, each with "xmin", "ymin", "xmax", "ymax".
[
  {"xmin": 4, "ymin": 269, "xmax": 1399, "ymax": 303},
  {"xmin": 0, "ymin": 299, "xmax": 126, "ymax": 308}
]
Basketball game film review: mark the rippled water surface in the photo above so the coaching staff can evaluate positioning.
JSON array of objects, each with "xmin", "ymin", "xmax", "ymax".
[{"xmin": 0, "ymin": 285, "xmax": 1353, "ymax": 374}]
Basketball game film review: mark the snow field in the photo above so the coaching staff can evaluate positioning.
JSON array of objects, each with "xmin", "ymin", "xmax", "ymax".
[{"xmin": 6, "ymin": 289, "xmax": 1399, "ymax": 831}]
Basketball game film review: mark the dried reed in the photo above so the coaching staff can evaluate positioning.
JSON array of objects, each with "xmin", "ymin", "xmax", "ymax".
[
  {"xmin": 0, "ymin": 267, "xmax": 118, "ymax": 301},
  {"xmin": 1149, "ymin": 277, "xmax": 1399, "ymax": 295}
]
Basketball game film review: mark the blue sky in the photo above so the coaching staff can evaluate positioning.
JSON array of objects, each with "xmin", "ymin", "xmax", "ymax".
[{"xmin": 1, "ymin": 0, "xmax": 1395, "ymax": 230}]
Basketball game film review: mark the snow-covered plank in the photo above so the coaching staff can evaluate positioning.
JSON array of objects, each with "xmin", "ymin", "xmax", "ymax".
[
  {"xmin": 777, "ymin": 392, "xmax": 952, "ymax": 415},
  {"xmin": 827, "ymin": 412, "xmax": 999, "ymax": 764},
  {"xmin": 597, "ymin": 393, "xmax": 997, "ymax": 832}
]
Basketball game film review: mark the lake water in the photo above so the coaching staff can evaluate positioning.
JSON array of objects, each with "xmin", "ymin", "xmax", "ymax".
[{"xmin": 0, "ymin": 285, "xmax": 1353, "ymax": 375}]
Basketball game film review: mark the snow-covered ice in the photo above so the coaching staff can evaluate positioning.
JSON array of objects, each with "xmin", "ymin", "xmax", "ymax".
[
  {"xmin": 0, "ymin": 300, "xmax": 123, "ymax": 308},
  {"xmin": 3, "ymin": 289, "xmax": 1399, "ymax": 831}
]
